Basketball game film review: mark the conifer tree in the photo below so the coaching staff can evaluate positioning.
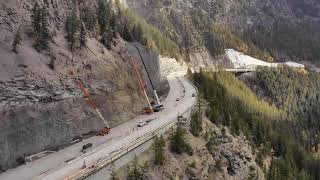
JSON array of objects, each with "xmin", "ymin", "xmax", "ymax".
[
  {"xmin": 127, "ymin": 156, "xmax": 145, "ymax": 180},
  {"xmin": 153, "ymin": 136, "xmax": 166, "ymax": 165},
  {"xmin": 66, "ymin": 9, "xmax": 79, "ymax": 50},
  {"xmin": 39, "ymin": 5, "xmax": 49, "ymax": 49},
  {"xmin": 97, "ymin": 0, "xmax": 113, "ymax": 48},
  {"xmin": 31, "ymin": 2, "xmax": 41, "ymax": 37},
  {"xmin": 110, "ymin": 12, "xmax": 119, "ymax": 38},
  {"xmin": 190, "ymin": 110, "xmax": 202, "ymax": 137},
  {"xmin": 206, "ymin": 134, "xmax": 218, "ymax": 155},
  {"xmin": 12, "ymin": 26, "xmax": 22, "ymax": 53},
  {"xmin": 79, "ymin": 24, "xmax": 86, "ymax": 48},
  {"xmin": 81, "ymin": 7, "xmax": 96, "ymax": 31},
  {"xmin": 97, "ymin": 0, "xmax": 109, "ymax": 32},
  {"xmin": 170, "ymin": 125, "xmax": 193, "ymax": 155},
  {"xmin": 31, "ymin": 2, "xmax": 50, "ymax": 51}
]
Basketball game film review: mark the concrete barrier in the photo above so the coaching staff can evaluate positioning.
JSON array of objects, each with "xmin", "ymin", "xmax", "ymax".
[
  {"xmin": 82, "ymin": 108, "xmax": 193, "ymax": 180},
  {"xmin": 25, "ymin": 151, "xmax": 56, "ymax": 163},
  {"xmin": 71, "ymin": 77, "xmax": 198, "ymax": 180}
]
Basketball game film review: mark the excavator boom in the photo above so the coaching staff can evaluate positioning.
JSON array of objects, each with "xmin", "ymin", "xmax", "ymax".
[{"xmin": 70, "ymin": 71, "xmax": 111, "ymax": 135}]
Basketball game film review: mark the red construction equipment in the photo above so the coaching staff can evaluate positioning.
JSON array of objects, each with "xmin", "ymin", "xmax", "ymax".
[
  {"xmin": 121, "ymin": 52, "xmax": 154, "ymax": 115},
  {"xmin": 69, "ymin": 71, "xmax": 111, "ymax": 136}
]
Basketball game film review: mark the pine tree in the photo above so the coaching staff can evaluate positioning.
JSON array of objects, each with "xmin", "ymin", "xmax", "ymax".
[
  {"xmin": 31, "ymin": 2, "xmax": 41, "ymax": 37},
  {"xmin": 170, "ymin": 125, "xmax": 193, "ymax": 155},
  {"xmin": 39, "ymin": 5, "xmax": 49, "ymax": 49},
  {"xmin": 153, "ymin": 136, "xmax": 166, "ymax": 165},
  {"xmin": 110, "ymin": 12, "xmax": 118, "ymax": 38},
  {"xmin": 127, "ymin": 156, "xmax": 145, "ymax": 180},
  {"xmin": 31, "ymin": 2, "xmax": 50, "ymax": 51},
  {"xmin": 81, "ymin": 7, "xmax": 96, "ymax": 31},
  {"xmin": 190, "ymin": 111, "xmax": 202, "ymax": 137},
  {"xmin": 12, "ymin": 26, "xmax": 22, "ymax": 53},
  {"xmin": 79, "ymin": 24, "xmax": 86, "ymax": 48},
  {"xmin": 97, "ymin": 0, "xmax": 113, "ymax": 48},
  {"xmin": 66, "ymin": 9, "xmax": 79, "ymax": 50},
  {"xmin": 206, "ymin": 134, "xmax": 218, "ymax": 155},
  {"xmin": 101, "ymin": 29, "xmax": 112, "ymax": 49},
  {"xmin": 97, "ymin": 0, "xmax": 109, "ymax": 32}
]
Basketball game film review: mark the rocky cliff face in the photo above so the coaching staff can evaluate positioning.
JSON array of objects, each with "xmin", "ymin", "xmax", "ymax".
[
  {"xmin": 126, "ymin": 0, "xmax": 320, "ymax": 35},
  {"xmin": 0, "ymin": 0, "xmax": 163, "ymax": 169}
]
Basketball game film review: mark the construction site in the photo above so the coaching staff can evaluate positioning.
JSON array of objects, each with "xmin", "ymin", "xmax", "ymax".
[
  {"xmin": 0, "ymin": 36, "xmax": 196, "ymax": 179},
  {"xmin": 0, "ymin": 35, "xmax": 169, "ymax": 171},
  {"xmin": 0, "ymin": 0, "xmax": 174, "ymax": 174}
]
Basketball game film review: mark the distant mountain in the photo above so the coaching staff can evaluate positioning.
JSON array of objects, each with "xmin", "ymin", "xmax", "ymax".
[{"xmin": 127, "ymin": 0, "xmax": 320, "ymax": 66}]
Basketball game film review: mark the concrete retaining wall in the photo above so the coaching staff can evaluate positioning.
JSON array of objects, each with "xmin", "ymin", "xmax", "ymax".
[{"xmin": 84, "ymin": 100, "xmax": 194, "ymax": 180}]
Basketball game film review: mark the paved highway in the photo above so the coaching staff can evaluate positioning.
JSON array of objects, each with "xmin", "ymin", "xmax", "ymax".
[{"xmin": 0, "ymin": 73, "xmax": 197, "ymax": 180}]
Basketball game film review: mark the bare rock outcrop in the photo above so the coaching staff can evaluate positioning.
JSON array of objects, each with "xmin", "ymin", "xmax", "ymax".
[{"xmin": 0, "ymin": 0, "xmax": 164, "ymax": 170}]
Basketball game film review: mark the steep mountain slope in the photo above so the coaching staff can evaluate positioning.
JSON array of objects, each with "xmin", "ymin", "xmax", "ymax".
[
  {"xmin": 191, "ymin": 71, "xmax": 320, "ymax": 180},
  {"xmin": 0, "ymin": 0, "xmax": 164, "ymax": 170},
  {"xmin": 126, "ymin": 0, "xmax": 320, "ymax": 66},
  {"xmin": 116, "ymin": 118, "xmax": 264, "ymax": 180}
]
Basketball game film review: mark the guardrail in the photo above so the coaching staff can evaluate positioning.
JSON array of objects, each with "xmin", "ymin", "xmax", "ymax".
[
  {"xmin": 70, "ymin": 117, "xmax": 180, "ymax": 180},
  {"xmin": 25, "ymin": 150, "xmax": 56, "ymax": 163},
  {"xmin": 69, "ymin": 77, "xmax": 198, "ymax": 180}
]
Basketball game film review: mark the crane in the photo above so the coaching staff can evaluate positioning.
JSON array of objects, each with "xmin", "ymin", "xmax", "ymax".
[
  {"xmin": 69, "ymin": 71, "xmax": 111, "ymax": 136},
  {"xmin": 121, "ymin": 52, "xmax": 154, "ymax": 114},
  {"xmin": 127, "ymin": 32, "xmax": 162, "ymax": 107}
]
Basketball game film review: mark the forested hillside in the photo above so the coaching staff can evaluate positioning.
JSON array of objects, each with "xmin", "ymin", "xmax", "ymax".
[
  {"xmin": 115, "ymin": 1, "xmax": 180, "ymax": 59},
  {"xmin": 191, "ymin": 70, "xmax": 320, "ymax": 180},
  {"xmin": 250, "ymin": 67, "xmax": 320, "ymax": 153},
  {"xmin": 127, "ymin": 0, "xmax": 320, "ymax": 65}
]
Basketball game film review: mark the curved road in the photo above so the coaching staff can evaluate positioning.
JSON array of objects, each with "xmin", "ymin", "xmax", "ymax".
[{"xmin": 0, "ymin": 74, "xmax": 197, "ymax": 180}]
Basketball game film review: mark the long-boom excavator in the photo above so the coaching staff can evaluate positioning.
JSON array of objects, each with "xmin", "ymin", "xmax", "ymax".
[
  {"xmin": 121, "ymin": 52, "xmax": 154, "ymax": 114},
  {"xmin": 70, "ymin": 71, "xmax": 111, "ymax": 136},
  {"xmin": 128, "ymin": 32, "xmax": 162, "ymax": 108}
]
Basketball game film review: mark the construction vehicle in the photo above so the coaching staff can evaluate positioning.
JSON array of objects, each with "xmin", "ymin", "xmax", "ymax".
[
  {"xmin": 97, "ymin": 127, "xmax": 111, "ymax": 136},
  {"xmin": 152, "ymin": 103, "xmax": 163, "ymax": 112},
  {"xmin": 142, "ymin": 106, "xmax": 153, "ymax": 115},
  {"xmin": 141, "ymin": 103, "xmax": 163, "ymax": 114},
  {"xmin": 120, "ymin": 52, "xmax": 155, "ymax": 115},
  {"xmin": 69, "ymin": 71, "xmax": 111, "ymax": 136},
  {"xmin": 81, "ymin": 143, "xmax": 93, "ymax": 152},
  {"xmin": 137, "ymin": 121, "xmax": 146, "ymax": 127},
  {"xmin": 127, "ymin": 31, "xmax": 162, "ymax": 107},
  {"xmin": 153, "ymin": 106, "xmax": 161, "ymax": 112}
]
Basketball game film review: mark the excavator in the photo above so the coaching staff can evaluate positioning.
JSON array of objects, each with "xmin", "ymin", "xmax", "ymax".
[
  {"xmin": 126, "ymin": 53, "xmax": 163, "ymax": 115},
  {"xmin": 120, "ymin": 51, "xmax": 155, "ymax": 115},
  {"xmin": 127, "ymin": 31, "xmax": 163, "ymax": 109}
]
